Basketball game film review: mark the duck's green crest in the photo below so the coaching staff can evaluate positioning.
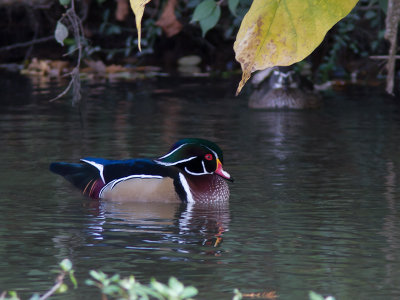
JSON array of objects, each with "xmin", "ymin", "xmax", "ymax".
[{"xmin": 156, "ymin": 138, "xmax": 224, "ymax": 165}]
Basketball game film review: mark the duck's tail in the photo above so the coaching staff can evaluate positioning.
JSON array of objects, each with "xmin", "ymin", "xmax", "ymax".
[{"xmin": 50, "ymin": 162, "xmax": 104, "ymax": 199}]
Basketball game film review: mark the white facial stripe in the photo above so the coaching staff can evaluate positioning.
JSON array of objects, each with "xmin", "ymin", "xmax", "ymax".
[
  {"xmin": 157, "ymin": 143, "xmax": 188, "ymax": 160},
  {"xmin": 81, "ymin": 159, "xmax": 105, "ymax": 183},
  {"xmin": 208, "ymin": 148, "xmax": 219, "ymax": 161},
  {"xmin": 155, "ymin": 156, "xmax": 197, "ymax": 166},
  {"xmin": 179, "ymin": 172, "xmax": 194, "ymax": 203},
  {"xmin": 184, "ymin": 167, "xmax": 201, "ymax": 176},
  {"xmin": 110, "ymin": 174, "xmax": 163, "ymax": 189},
  {"xmin": 184, "ymin": 166, "xmax": 211, "ymax": 176},
  {"xmin": 202, "ymin": 160, "xmax": 212, "ymax": 174}
]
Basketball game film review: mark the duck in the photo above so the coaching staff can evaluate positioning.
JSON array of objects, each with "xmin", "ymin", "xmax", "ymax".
[
  {"xmin": 50, "ymin": 138, "xmax": 233, "ymax": 203},
  {"xmin": 249, "ymin": 66, "xmax": 321, "ymax": 109}
]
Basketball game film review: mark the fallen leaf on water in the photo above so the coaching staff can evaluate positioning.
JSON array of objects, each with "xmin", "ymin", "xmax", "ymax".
[
  {"xmin": 106, "ymin": 64, "xmax": 129, "ymax": 74},
  {"xmin": 242, "ymin": 291, "xmax": 278, "ymax": 299},
  {"xmin": 22, "ymin": 58, "xmax": 70, "ymax": 77},
  {"xmin": 84, "ymin": 60, "xmax": 107, "ymax": 74}
]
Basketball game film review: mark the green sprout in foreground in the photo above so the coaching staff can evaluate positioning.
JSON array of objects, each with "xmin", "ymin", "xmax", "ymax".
[
  {"xmin": 0, "ymin": 259, "xmax": 198, "ymax": 300},
  {"xmin": 86, "ymin": 270, "xmax": 198, "ymax": 300}
]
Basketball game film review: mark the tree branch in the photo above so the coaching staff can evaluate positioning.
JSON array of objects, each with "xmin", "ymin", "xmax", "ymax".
[
  {"xmin": 50, "ymin": 0, "xmax": 84, "ymax": 105},
  {"xmin": 38, "ymin": 273, "xmax": 66, "ymax": 300},
  {"xmin": 0, "ymin": 36, "xmax": 54, "ymax": 52},
  {"xmin": 384, "ymin": 0, "xmax": 400, "ymax": 95}
]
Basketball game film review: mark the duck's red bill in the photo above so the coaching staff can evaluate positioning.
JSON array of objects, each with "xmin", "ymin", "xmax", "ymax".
[{"xmin": 216, "ymin": 159, "xmax": 234, "ymax": 182}]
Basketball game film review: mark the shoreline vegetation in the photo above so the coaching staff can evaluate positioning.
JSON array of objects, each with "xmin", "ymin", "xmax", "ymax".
[
  {"xmin": 1, "ymin": 0, "xmax": 399, "ymax": 100},
  {"xmin": 0, "ymin": 259, "xmax": 335, "ymax": 300}
]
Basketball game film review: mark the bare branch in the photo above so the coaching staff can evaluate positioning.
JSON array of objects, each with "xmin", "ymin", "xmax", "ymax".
[
  {"xmin": 49, "ymin": 72, "xmax": 75, "ymax": 102},
  {"xmin": 38, "ymin": 273, "xmax": 66, "ymax": 300},
  {"xmin": 0, "ymin": 36, "xmax": 54, "ymax": 52},
  {"xmin": 384, "ymin": 0, "xmax": 400, "ymax": 95},
  {"xmin": 51, "ymin": 0, "xmax": 84, "ymax": 105}
]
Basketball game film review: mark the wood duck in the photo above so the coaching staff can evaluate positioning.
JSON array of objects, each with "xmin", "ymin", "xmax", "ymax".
[{"xmin": 50, "ymin": 138, "xmax": 233, "ymax": 203}]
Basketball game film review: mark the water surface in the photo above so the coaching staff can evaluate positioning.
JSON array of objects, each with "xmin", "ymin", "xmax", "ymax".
[{"xmin": 1, "ymin": 74, "xmax": 400, "ymax": 299}]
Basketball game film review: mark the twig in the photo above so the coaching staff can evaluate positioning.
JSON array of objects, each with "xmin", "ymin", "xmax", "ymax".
[
  {"xmin": 370, "ymin": 55, "xmax": 400, "ymax": 59},
  {"xmin": 49, "ymin": 70, "xmax": 77, "ymax": 102},
  {"xmin": 0, "ymin": 36, "xmax": 54, "ymax": 52},
  {"xmin": 38, "ymin": 272, "xmax": 66, "ymax": 300},
  {"xmin": 50, "ymin": 0, "xmax": 84, "ymax": 105}
]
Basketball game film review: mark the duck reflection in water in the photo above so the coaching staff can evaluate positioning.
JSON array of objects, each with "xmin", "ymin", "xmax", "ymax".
[{"xmin": 83, "ymin": 200, "xmax": 230, "ymax": 251}]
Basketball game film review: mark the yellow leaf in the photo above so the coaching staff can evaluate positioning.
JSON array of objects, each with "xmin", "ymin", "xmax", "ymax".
[
  {"xmin": 129, "ymin": 0, "xmax": 152, "ymax": 51},
  {"xmin": 234, "ymin": 0, "xmax": 358, "ymax": 95}
]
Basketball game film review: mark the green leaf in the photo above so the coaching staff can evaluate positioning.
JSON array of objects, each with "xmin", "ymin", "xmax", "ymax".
[
  {"xmin": 89, "ymin": 270, "xmax": 106, "ymax": 282},
  {"xmin": 55, "ymin": 21, "xmax": 68, "ymax": 46},
  {"xmin": 57, "ymin": 283, "xmax": 68, "ymax": 293},
  {"xmin": 181, "ymin": 286, "xmax": 198, "ymax": 298},
  {"xmin": 6, "ymin": 291, "xmax": 20, "ymax": 300},
  {"xmin": 109, "ymin": 274, "xmax": 121, "ymax": 282},
  {"xmin": 59, "ymin": 0, "xmax": 70, "ymax": 5},
  {"xmin": 135, "ymin": 285, "xmax": 163, "ymax": 299},
  {"xmin": 85, "ymin": 279, "xmax": 97, "ymax": 286},
  {"xmin": 199, "ymin": 4, "xmax": 220, "ymax": 36},
  {"xmin": 59, "ymin": 259, "xmax": 72, "ymax": 272},
  {"xmin": 102, "ymin": 285, "xmax": 121, "ymax": 295},
  {"xmin": 228, "ymin": 0, "xmax": 239, "ymax": 16},
  {"xmin": 119, "ymin": 275, "xmax": 136, "ymax": 290},
  {"xmin": 69, "ymin": 270, "xmax": 78, "ymax": 289},
  {"xmin": 168, "ymin": 277, "xmax": 184, "ymax": 294},
  {"xmin": 192, "ymin": 0, "xmax": 217, "ymax": 22},
  {"xmin": 309, "ymin": 291, "xmax": 326, "ymax": 300},
  {"xmin": 150, "ymin": 279, "xmax": 168, "ymax": 294},
  {"xmin": 233, "ymin": 289, "xmax": 243, "ymax": 300}
]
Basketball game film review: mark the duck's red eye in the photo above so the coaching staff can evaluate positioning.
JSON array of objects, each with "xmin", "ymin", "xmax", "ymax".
[{"xmin": 204, "ymin": 154, "xmax": 213, "ymax": 161}]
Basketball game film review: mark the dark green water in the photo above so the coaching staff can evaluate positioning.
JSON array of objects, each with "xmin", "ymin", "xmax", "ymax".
[{"xmin": 1, "ymin": 73, "xmax": 400, "ymax": 299}]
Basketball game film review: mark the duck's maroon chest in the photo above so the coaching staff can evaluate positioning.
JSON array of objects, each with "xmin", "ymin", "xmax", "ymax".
[{"xmin": 186, "ymin": 174, "xmax": 230, "ymax": 202}]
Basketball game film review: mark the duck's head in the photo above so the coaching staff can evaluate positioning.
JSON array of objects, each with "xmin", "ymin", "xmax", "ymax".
[{"xmin": 155, "ymin": 138, "xmax": 233, "ymax": 182}]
